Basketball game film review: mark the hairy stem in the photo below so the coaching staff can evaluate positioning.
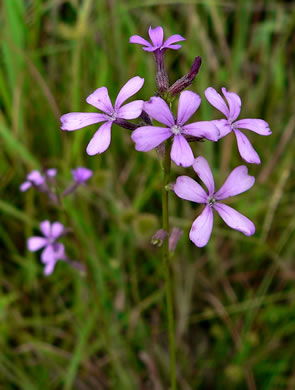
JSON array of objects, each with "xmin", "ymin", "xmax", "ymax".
[{"xmin": 162, "ymin": 139, "xmax": 177, "ymax": 389}]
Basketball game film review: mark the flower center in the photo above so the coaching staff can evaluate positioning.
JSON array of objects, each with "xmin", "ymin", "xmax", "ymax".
[
  {"xmin": 207, "ymin": 196, "xmax": 216, "ymax": 207},
  {"xmin": 107, "ymin": 110, "xmax": 117, "ymax": 121},
  {"xmin": 229, "ymin": 120, "xmax": 237, "ymax": 129},
  {"xmin": 171, "ymin": 125, "xmax": 182, "ymax": 135},
  {"xmin": 48, "ymin": 237, "xmax": 56, "ymax": 245}
]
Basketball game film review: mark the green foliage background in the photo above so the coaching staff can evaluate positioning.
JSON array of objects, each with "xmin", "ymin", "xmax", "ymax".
[{"xmin": 0, "ymin": 0, "xmax": 295, "ymax": 389}]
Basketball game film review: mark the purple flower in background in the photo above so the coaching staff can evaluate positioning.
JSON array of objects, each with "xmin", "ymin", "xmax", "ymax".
[
  {"xmin": 46, "ymin": 169, "xmax": 57, "ymax": 177},
  {"xmin": 72, "ymin": 167, "xmax": 93, "ymax": 184},
  {"xmin": 27, "ymin": 220, "xmax": 66, "ymax": 275},
  {"xmin": 205, "ymin": 87, "xmax": 271, "ymax": 164},
  {"xmin": 130, "ymin": 26, "xmax": 185, "ymax": 52},
  {"xmin": 131, "ymin": 91, "xmax": 219, "ymax": 167},
  {"xmin": 62, "ymin": 167, "xmax": 93, "ymax": 197},
  {"xmin": 20, "ymin": 169, "xmax": 57, "ymax": 192},
  {"xmin": 60, "ymin": 77, "xmax": 144, "ymax": 155},
  {"xmin": 173, "ymin": 156, "xmax": 255, "ymax": 247}
]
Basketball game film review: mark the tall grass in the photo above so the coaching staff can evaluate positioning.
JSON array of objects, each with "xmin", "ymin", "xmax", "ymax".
[{"xmin": 1, "ymin": 0, "xmax": 295, "ymax": 389}]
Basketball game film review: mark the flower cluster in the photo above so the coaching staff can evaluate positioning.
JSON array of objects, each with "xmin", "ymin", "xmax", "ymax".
[
  {"xmin": 22, "ymin": 167, "xmax": 91, "ymax": 274},
  {"xmin": 59, "ymin": 26, "xmax": 271, "ymax": 248},
  {"xmin": 21, "ymin": 166, "xmax": 92, "ymax": 202},
  {"xmin": 20, "ymin": 169, "xmax": 57, "ymax": 192}
]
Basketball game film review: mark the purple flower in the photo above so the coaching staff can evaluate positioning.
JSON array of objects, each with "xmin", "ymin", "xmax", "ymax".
[
  {"xmin": 131, "ymin": 91, "xmax": 219, "ymax": 167},
  {"xmin": 46, "ymin": 169, "xmax": 57, "ymax": 177},
  {"xmin": 60, "ymin": 77, "xmax": 144, "ymax": 155},
  {"xmin": 27, "ymin": 220, "xmax": 66, "ymax": 275},
  {"xmin": 173, "ymin": 156, "xmax": 255, "ymax": 247},
  {"xmin": 205, "ymin": 87, "xmax": 271, "ymax": 164},
  {"xmin": 20, "ymin": 169, "xmax": 57, "ymax": 192},
  {"xmin": 130, "ymin": 26, "xmax": 185, "ymax": 52},
  {"xmin": 72, "ymin": 167, "xmax": 93, "ymax": 184}
]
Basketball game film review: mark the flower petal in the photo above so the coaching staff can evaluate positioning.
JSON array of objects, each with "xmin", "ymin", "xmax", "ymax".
[
  {"xmin": 183, "ymin": 121, "xmax": 219, "ymax": 141},
  {"xmin": 86, "ymin": 121, "xmax": 112, "ymax": 155},
  {"xmin": 234, "ymin": 130, "xmax": 261, "ymax": 164},
  {"xmin": 41, "ymin": 246, "xmax": 53, "ymax": 263},
  {"xmin": 170, "ymin": 135, "xmax": 194, "ymax": 167},
  {"xmin": 41, "ymin": 243, "xmax": 65, "ymax": 263},
  {"xmin": 221, "ymin": 87, "xmax": 241, "ymax": 122},
  {"xmin": 177, "ymin": 91, "xmax": 201, "ymax": 125},
  {"xmin": 192, "ymin": 156, "xmax": 215, "ymax": 195},
  {"xmin": 214, "ymin": 203, "xmax": 255, "ymax": 236},
  {"xmin": 131, "ymin": 126, "xmax": 171, "ymax": 151},
  {"xmin": 142, "ymin": 46, "xmax": 158, "ymax": 52},
  {"xmin": 162, "ymin": 34, "xmax": 186, "ymax": 48},
  {"xmin": 44, "ymin": 260, "xmax": 58, "ymax": 276},
  {"xmin": 51, "ymin": 222, "xmax": 64, "ymax": 238},
  {"xmin": 205, "ymin": 87, "xmax": 229, "ymax": 118},
  {"xmin": 86, "ymin": 87, "xmax": 113, "ymax": 114},
  {"xmin": 115, "ymin": 76, "xmax": 144, "ymax": 109},
  {"xmin": 173, "ymin": 176, "xmax": 207, "ymax": 203},
  {"xmin": 144, "ymin": 97, "xmax": 175, "ymax": 127},
  {"xmin": 117, "ymin": 100, "xmax": 143, "ymax": 119},
  {"xmin": 40, "ymin": 220, "xmax": 51, "ymax": 237},
  {"xmin": 148, "ymin": 26, "xmax": 163, "ymax": 47},
  {"xmin": 215, "ymin": 166, "xmax": 255, "ymax": 200},
  {"xmin": 27, "ymin": 170, "xmax": 45, "ymax": 186},
  {"xmin": 129, "ymin": 35, "xmax": 152, "ymax": 48},
  {"xmin": 20, "ymin": 181, "xmax": 31, "ymax": 192},
  {"xmin": 27, "ymin": 237, "xmax": 47, "ymax": 251},
  {"xmin": 60, "ymin": 112, "xmax": 106, "ymax": 131},
  {"xmin": 189, "ymin": 206, "xmax": 214, "ymax": 247},
  {"xmin": 211, "ymin": 119, "xmax": 232, "ymax": 138},
  {"xmin": 234, "ymin": 118, "xmax": 271, "ymax": 135},
  {"xmin": 72, "ymin": 167, "xmax": 93, "ymax": 183},
  {"xmin": 164, "ymin": 44, "xmax": 182, "ymax": 50}
]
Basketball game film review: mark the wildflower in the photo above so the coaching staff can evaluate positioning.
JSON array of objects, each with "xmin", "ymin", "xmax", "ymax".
[
  {"xmin": 27, "ymin": 220, "xmax": 66, "ymax": 275},
  {"xmin": 129, "ymin": 26, "xmax": 185, "ymax": 52},
  {"xmin": 62, "ymin": 167, "xmax": 93, "ymax": 196},
  {"xmin": 20, "ymin": 169, "xmax": 57, "ymax": 192},
  {"xmin": 173, "ymin": 156, "xmax": 255, "ymax": 247},
  {"xmin": 205, "ymin": 87, "xmax": 271, "ymax": 164},
  {"xmin": 72, "ymin": 167, "xmax": 93, "ymax": 184},
  {"xmin": 131, "ymin": 91, "xmax": 219, "ymax": 167},
  {"xmin": 60, "ymin": 77, "xmax": 144, "ymax": 155}
]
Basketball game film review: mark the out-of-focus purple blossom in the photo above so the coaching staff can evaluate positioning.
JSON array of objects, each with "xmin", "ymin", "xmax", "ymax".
[
  {"xmin": 20, "ymin": 169, "xmax": 57, "ymax": 192},
  {"xmin": 131, "ymin": 91, "xmax": 219, "ymax": 167},
  {"xmin": 205, "ymin": 87, "xmax": 271, "ymax": 164},
  {"xmin": 173, "ymin": 156, "xmax": 255, "ymax": 247},
  {"xmin": 27, "ymin": 220, "xmax": 66, "ymax": 275},
  {"xmin": 62, "ymin": 167, "xmax": 93, "ymax": 196},
  {"xmin": 60, "ymin": 77, "xmax": 144, "ymax": 156},
  {"xmin": 130, "ymin": 26, "xmax": 185, "ymax": 52},
  {"xmin": 46, "ymin": 169, "xmax": 57, "ymax": 177},
  {"xmin": 72, "ymin": 167, "xmax": 93, "ymax": 184}
]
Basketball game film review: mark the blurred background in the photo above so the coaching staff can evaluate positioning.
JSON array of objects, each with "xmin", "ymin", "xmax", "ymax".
[{"xmin": 1, "ymin": 0, "xmax": 295, "ymax": 389}]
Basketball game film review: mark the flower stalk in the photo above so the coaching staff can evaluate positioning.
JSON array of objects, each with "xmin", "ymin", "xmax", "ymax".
[{"xmin": 161, "ymin": 139, "xmax": 177, "ymax": 390}]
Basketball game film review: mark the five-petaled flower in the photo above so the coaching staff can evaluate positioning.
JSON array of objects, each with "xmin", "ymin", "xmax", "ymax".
[
  {"xmin": 205, "ymin": 87, "xmax": 271, "ymax": 164},
  {"xmin": 60, "ymin": 76, "xmax": 144, "ymax": 155},
  {"xmin": 131, "ymin": 91, "xmax": 219, "ymax": 167},
  {"xmin": 20, "ymin": 169, "xmax": 57, "ymax": 192},
  {"xmin": 72, "ymin": 167, "xmax": 93, "ymax": 184},
  {"xmin": 27, "ymin": 220, "xmax": 66, "ymax": 275},
  {"xmin": 130, "ymin": 26, "xmax": 185, "ymax": 52},
  {"xmin": 173, "ymin": 156, "xmax": 255, "ymax": 247}
]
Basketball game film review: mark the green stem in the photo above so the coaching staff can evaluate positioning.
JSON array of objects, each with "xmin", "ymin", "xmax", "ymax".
[{"xmin": 162, "ymin": 139, "xmax": 177, "ymax": 389}]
